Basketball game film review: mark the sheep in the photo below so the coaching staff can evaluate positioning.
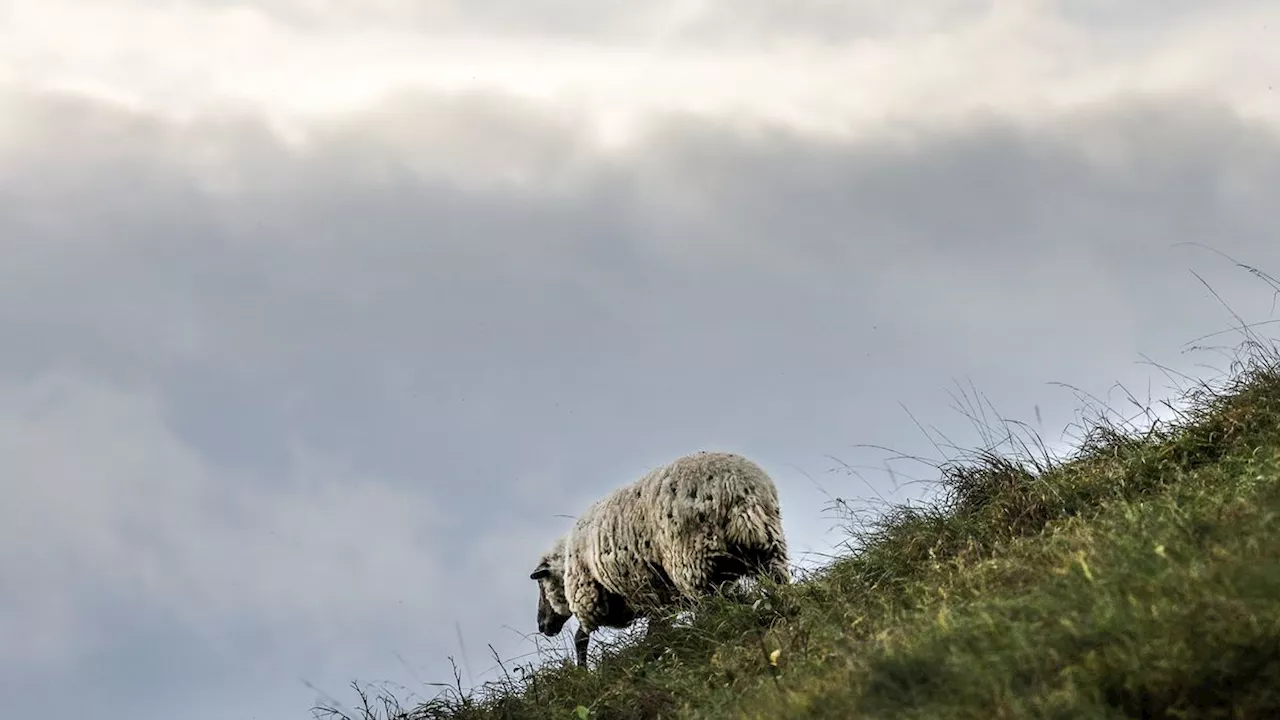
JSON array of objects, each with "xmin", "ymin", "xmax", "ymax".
[{"xmin": 528, "ymin": 450, "xmax": 790, "ymax": 667}]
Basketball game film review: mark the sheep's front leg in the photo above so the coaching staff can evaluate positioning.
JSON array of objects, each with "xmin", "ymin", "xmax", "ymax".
[{"xmin": 574, "ymin": 626, "xmax": 591, "ymax": 667}]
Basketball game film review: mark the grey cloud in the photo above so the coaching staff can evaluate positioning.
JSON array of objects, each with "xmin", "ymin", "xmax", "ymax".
[
  {"xmin": 202, "ymin": 0, "xmax": 1254, "ymax": 44},
  {"xmin": 0, "ymin": 373, "xmax": 447, "ymax": 646},
  {"xmin": 3, "ymin": 86, "xmax": 1280, "ymax": 719},
  {"xmin": 421, "ymin": 0, "xmax": 989, "ymax": 42},
  {"xmin": 174, "ymin": 0, "xmax": 658, "ymax": 38},
  {"xmin": 0, "ymin": 373, "xmax": 449, "ymax": 719}
]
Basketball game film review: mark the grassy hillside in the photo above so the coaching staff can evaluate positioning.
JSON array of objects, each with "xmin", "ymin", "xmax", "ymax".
[{"xmin": 318, "ymin": 342, "xmax": 1280, "ymax": 720}]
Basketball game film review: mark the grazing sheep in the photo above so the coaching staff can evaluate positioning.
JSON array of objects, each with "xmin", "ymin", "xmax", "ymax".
[{"xmin": 529, "ymin": 450, "xmax": 790, "ymax": 667}]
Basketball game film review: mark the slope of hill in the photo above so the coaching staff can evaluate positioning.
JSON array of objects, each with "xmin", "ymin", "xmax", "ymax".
[{"xmin": 319, "ymin": 343, "xmax": 1280, "ymax": 720}]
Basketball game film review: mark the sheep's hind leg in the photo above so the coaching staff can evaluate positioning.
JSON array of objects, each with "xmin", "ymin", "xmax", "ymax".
[
  {"xmin": 668, "ymin": 554, "xmax": 721, "ymax": 600},
  {"xmin": 766, "ymin": 553, "xmax": 792, "ymax": 586},
  {"xmin": 645, "ymin": 614, "xmax": 670, "ymax": 639},
  {"xmin": 634, "ymin": 610, "xmax": 680, "ymax": 663}
]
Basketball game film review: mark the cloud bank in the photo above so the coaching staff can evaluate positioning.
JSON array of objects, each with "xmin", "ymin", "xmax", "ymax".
[{"xmin": 2, "ymin": 2, "xmax": 1278, "ymax": 718}]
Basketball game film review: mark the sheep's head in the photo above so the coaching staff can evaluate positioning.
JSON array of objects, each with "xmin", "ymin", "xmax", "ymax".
[{"xmin": 529, "ymin": 537, "xmax": 571, "ymax": 637}]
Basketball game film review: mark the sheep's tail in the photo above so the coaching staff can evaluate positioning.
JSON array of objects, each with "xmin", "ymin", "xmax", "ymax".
[
  {"xmin": 761, "ymin": 527, "xmax": 792, "ymax": 585},
  {"xmin": 725, "ymin": 497, "xmax": 791, "ymax": 585}
]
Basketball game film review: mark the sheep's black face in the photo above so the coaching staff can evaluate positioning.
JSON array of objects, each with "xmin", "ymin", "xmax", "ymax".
[
  {"xmin": 530, "ymin": 550, "xmax": 572, "ymax": 637},
  {"xmin": 536, "ymin": 583, "xmax": 570, "ymax": 636}
]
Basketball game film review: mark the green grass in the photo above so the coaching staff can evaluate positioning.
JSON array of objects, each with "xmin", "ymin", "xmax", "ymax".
[{"xmin": 317, "ymin": 339, "xmax": 1280, "ymax": 720}]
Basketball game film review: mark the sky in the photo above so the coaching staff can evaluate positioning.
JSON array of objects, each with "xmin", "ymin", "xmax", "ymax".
[{"xmin": 2, "ymin": 2, "xmax": 1279, "ymax": 718}]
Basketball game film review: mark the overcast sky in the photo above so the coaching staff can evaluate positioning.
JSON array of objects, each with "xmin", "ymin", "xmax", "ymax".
[{"xmin": 2, "ymin": 2, "xmax": 1279, "ymax": 719}]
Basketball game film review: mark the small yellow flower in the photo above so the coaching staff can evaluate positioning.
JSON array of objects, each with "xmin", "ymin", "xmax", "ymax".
[{"xmin": 769, "ymin": 649, "xmax": 781, "ymax": 667}]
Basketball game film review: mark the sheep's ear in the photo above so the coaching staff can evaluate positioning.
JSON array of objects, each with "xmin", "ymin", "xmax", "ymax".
[{"xmin": 530, "ymin": 564, "xmax": 551, "ymax": 580}]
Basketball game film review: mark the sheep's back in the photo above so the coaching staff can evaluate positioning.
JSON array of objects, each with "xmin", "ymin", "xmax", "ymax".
[
  {"xmin": 570, "ymin": 451, "xmax": 780, "ymax": 604},
  {"xmin": 643, "ymin": 452, "xmax": 780, "ymax": 555}
]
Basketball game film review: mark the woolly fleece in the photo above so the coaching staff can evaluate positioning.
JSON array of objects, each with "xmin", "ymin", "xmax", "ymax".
[{"xmin": 538, "ymin": 451, "xmax": 789, "ymax": 635}]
